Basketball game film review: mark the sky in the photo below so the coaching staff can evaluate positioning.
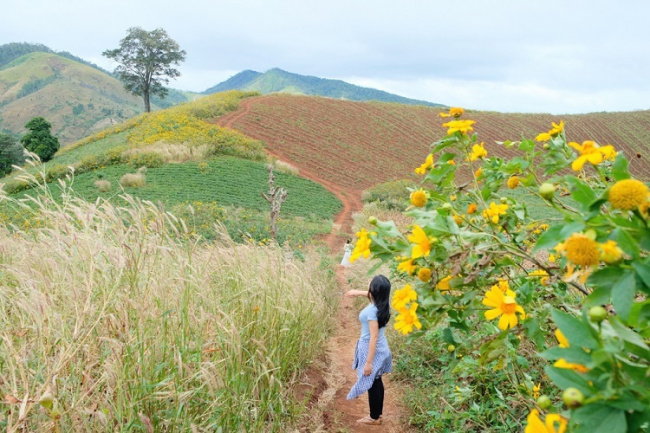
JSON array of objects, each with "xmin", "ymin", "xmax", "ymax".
[{"xmin": 2, "ymin": 0, "xmax": 649, "ymax": 114}]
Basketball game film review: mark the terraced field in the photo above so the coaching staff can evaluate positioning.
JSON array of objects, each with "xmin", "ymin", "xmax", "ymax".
[{"xmin": 216, "ymin": 94, "xmax": 650, "ymax": 187}]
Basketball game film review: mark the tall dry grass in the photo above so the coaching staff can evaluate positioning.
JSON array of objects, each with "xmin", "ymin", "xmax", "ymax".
[{"xmin": 0, "ymin": 168, "xmax": 337, "ymax": 431}]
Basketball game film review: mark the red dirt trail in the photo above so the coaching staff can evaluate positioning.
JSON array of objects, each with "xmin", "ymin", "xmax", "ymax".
[{"xmin": 219, "ymin": 98, "xmax": 411, "ymax": 431}]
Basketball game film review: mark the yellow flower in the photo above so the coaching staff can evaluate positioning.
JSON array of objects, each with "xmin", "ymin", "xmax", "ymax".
[
  {"xmin": 397, "ymin": 257, "xmax": 417, "ymax": 275},
  {"xmin": 467, "ymin": 203, "xmax": 477, "ymax": 214},
  {"xmin": 548, "ymin": 253, "xmax": 556, "ymax": 263},
  {"xmin": 408, "ymin": 225, "xmax": 432, "ymax": 259},
  {"xmin": 533, "ymin": 383, "xmax": 541, "ymax": 400},
  {"xmin": 468, "ymin": 142, "xmax": 488, "ymax": 161},
  {"xmin": 350, "ymin": 228, "xmax": 373, "ymax": 263},
  {"xmin": 529, "ymin": 269, "xmax": 549, "ymax": 286},
  {"xmin": 554, "ymin": 358, "xmax": 589, "ymax": 374},
  {"xmin": 442, "ymin": 119, "xmax": 476, "ymax": 135},
  {"xmin": 568, "ymin": 140, "xmax": 617, "ymax": 171},
  {"xmin": 482, "ymin": 285, "xmax": 526, "ymax": 330},
  {"xmin": 549, "ymin": 121, "xmax": 564, "ymax": 136},
  {"xmin": 394, "ymin": 302, "xmax": 422, "ymax": 335},
  {"xmin": 599, "ymin": 240, "xmax": 623, "ymax": 264},
  {"xmin": 392, "ymin": 284, "xmax": 418, "ymax": 312},
  {"xmin": 415, "ymin": 154, "xmax": 434, "ymax": 175},
  {"xmin": 440, "ymin": 107, "xmax": 464, "ymax": 118},
  {"xmin": 450, "ymin": 194, "xmax": 457, "ymax": 201},
  {"xmin": 410, "ymin": 189, "xmax": 427, "ymax": 207},
  {"xmin": 448, "ymin": 160, "xmax": 456, "ymax": 165},
  {"xmin": 482, "ymin": 202, "xmax": 509, "ymax": 224},
  {"xmin": 535, "ymin": 132, "xmax": 552, "ymax": 142},
  {"xmin": 453, "ymin": 214, "xmax": 463, "ymax": 225},
  {"xmin": 507, "ymin": 176, "xmax": 520, "ymax": 189},
  {"xmin": 558, "ymin": 233, "xmax": 600, "ymax": 267},
  {"xmin": 525, "ymin": 409, "xmax": 567, "ymax": 433},
  {"xmin": 417, "ymin": 267, "xmax": 432, "ymax": 282},
  {"xmin": 437, "ymin": 275, "xmax": 453, "ymax": 292},
  {"xmin": 497, "ymin": 279, "xmax": 509, "ymax": 292},
  {"xmin": 608, "ymin": 178, "xmax": 649, "ymax": 210},
  {"xmin": 555, "ymin": 329, "xmax": 569, "ymax": 348},
  {"xmin": 474, "ymin": 168, "xmax": 483, "ymax": 179}
]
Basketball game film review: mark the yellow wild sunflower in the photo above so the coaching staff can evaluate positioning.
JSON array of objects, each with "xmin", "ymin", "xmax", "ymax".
[
  {"xmin": 417, "ymin": 267, "xmax": 432, "ymax": 282},
  {"xmin": 467, "ymin": 203, "xmax": 477, "ymax": 214},
  {"xmin": 349, "ymin": 228, "xmax": 374, "ymax": 263},
  {"xmin": 442, "ymin": 119, "xmax": 476, "ymax": 135},
  {"xmin": 436, "ymin": 275, "xmax": 453, "ymax": 292},
  {"xmin": 568, "ymin": 140, "xmax": 617, "ymax": 171},
  {"xmin": 414, "ymin": 154, "xmax": 434, "ymax": 175},
  {"xmin": 608, "ymin": 178, "xmax": 649, "ymax": 210},
  {"xmin": 557, "ymin": 233, "xmax": 600, "ymax": 267},
  {"xmin": 599, "ymin": 240, "xmax": 623, "ymax": 264},
  {"xmin": 482, "ymin": 202, "xmax": 509, "ymax": 224},
  {"xmin": 410, "ymin": 189, "xmax": 427, "ymax": 207},
  {"xmin": 391, "ymin": 284, "xmax": 418, "ymax": 312},
  {"xmin": 535, "ymin": 132, "xmax": 552, "ymax": 142},
  {"xmin": 394, "ymin": 302, "xmax": 422, "ymax": 335},
  {"xmin": 507, "ymin": 176, "xmax": 520, "ymax": 189},
  {"xmin": 397, "ymin": 257, "xmax": 417, "ymax": 275},
  {"xmin": 554, "ymin": 358, "xmax": 589, "ymax": 374},
  {"xmin": 555, "ymin": 329, "xmax": 569, "ymax": 348},
  {"xmin": 468, "ymin": 142, "xmax": 488, "ymax": 161},
  {"xmin": 474, "ymin": 167, "xmax": 483, "ymax": 178},
  {"xmin": 408, "ymin": 225, "xmax": 432, "ymax": 259},
  {"xmin": 525, "ymin": 409, "xmax": 567, "ymax": 433},
  {"xmin": 439, "ymin": 107, "xmax": 464, "ymax": 118},
  {"xmin": 482, "ymin": 285, "xmax": 526, "ymax": 330}
]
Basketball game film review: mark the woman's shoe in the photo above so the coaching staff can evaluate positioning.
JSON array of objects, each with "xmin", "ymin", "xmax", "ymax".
[{"xmin": 356, "ymin": 416, "xmax": 382, "ymax": 425}]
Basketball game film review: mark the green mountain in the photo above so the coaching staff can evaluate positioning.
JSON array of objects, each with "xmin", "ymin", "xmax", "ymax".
[
  {"xmin": 203, "ymin": 68, "xmax": 444, "ymax": 107},
  {"xmin": 0, "ymin": 45, "xmax": 199, "ymax": 144}
]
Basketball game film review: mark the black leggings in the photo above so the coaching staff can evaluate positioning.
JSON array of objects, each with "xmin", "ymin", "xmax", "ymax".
[{"xmin": 368, "ymin": 376, "xmax": 384, "ymax": 420}]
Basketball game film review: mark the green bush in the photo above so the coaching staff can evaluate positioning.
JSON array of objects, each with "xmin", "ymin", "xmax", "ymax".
[
  {"xmin": 128, "ymin": 152, "xmax": 165, "ymax": 168},
  {"xmin": 362, "ymin": 179, "xmax": 413, "ymax": 210}
]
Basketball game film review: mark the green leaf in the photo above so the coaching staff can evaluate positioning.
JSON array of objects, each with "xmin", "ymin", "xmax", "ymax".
[
  {"xmin": 518, "ymin": 139, "xmax": 535, "ymax": 152},
  {"xmin": 541, "ymin": 346, "xmax": 591, "ymax": 365},
  {"xmin": 610, "ymin": 227, "xmax": 639, "ymax": 259},
  {"xmin": 375, "ymin": 219, "xmax": 402, "ymax": 238},
  {"xmin": 551, "ymin": 309, "xmax": 599, "ymax": 349},
  {"xmin": 566, "ymin": 175, "xmax": 596, "ymax": 211},
  {"xmin": 609, "ymin": 316, "xmax": 650, "ymax": 353},
  {"xmin": 442, "ymin": 327, "xmax": 457, "ymax": 346},
  {"xmin": 611, "ymin": 270, "xmax": 636, "ymax": 320},
  {"xmin": 611, "ymin": 153, "xmax": 630, "ymax": 181},
  {"xmin": 544, "ymin": 366, "xmax": 593, "ymax": 394},
  {"xmin": 632, "ymin": 260, "xmax": 650, "ymax": 294},
  {"xmin": 571, "ymin": 404, "xmax": 627, "ymax": 433}
]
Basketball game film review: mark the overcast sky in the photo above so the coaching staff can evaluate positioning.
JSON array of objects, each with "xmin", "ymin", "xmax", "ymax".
[{"xmin": 2, "ymin": 0, "xmax": 649, "ymax": 114}]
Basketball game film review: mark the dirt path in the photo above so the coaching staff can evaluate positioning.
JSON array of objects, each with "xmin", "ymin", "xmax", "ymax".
[{"xmin": 221, "ymin": 99, "xmax": 410, "ymax": 431}]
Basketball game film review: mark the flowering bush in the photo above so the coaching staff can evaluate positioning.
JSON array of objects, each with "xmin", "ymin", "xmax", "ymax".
[{"xmin": 351, "ymin": 108, "xmax": 650, "ymax": 431}]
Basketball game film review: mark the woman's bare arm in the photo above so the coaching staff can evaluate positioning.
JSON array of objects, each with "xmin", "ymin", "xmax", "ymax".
[
  {"xmin": 345, "ymin": 289, "xmax": 368, "ymax": 298},
  {"xmin": 364, "ymin": 320, "xmax": 379, "ymax": 375}
]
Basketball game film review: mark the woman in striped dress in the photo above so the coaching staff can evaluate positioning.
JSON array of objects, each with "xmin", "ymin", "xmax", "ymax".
[{"xmin": 345, "ymin": 275, "xmax": 392, "ymax": 425}]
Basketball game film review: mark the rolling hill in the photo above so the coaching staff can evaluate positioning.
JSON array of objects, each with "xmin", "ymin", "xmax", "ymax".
[
  {"xmin": 215, "ymin": 94, "xmax": 650, "ymax": 191},
  {"xmin": 204, "ymin": 68, "xmax": 444, "ymax": 107},
  {"xmin": 0, "ymin": 49, "xmax": 198, "ymax": 144}
]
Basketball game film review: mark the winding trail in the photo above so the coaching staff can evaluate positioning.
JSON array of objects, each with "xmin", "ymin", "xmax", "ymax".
[{"xmin": 218, "ymin": 98, "xmax": 411, "ymax": 431}]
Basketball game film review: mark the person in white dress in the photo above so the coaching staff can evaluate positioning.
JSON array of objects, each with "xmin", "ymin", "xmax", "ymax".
[{"xmin": 341, "ymin": 239, "xmax": 353, "ymax": 266}]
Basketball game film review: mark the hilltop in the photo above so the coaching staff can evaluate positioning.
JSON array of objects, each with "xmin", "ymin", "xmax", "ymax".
[
  {"xmin": 0, "ymin": 47, "xmax": 197, "ymax": 143},
  {"xmin": 204, "ymin": 68, "xmax": 444, "ymax": 107},
  {"xmin": 216, "ymin": 94, "xmax": 650, "ymax": 190}
]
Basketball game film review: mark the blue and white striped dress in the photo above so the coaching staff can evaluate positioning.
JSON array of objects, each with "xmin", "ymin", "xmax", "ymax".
[{"xmin": 347, "ymin": 303, "xmax": 392, "ymax": 400}]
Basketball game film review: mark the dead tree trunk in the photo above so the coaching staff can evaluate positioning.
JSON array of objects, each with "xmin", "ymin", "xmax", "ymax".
[{"xmin": 261, "ymin": 164, "xmax": 288, "ymax": 242}]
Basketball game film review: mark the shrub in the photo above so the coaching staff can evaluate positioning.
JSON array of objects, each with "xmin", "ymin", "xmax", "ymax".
[
  {"xmin": 119, "ymin": 172, "xmax": 146, "ymax": 188},
  {"xmin": 45, "ymin": 164, "xmax": 71, "ymax": 182},
  {"xmin": 19, "ymin": 117, "xmax": 60, "ymax": 162},
  {"xmin": 128, "ymin": 151, "xmax": 165, "ymax": 168},
  {"xmin": 273, "ymin": 159, "xmax": 299, "ymax": 176},
  {"xmin": 362, "ymin": 179, "xmax": 413, "ymax": 210},
  {"xmin": 93, "ymin": 179, "xmax": 111, "ymax": 192}
]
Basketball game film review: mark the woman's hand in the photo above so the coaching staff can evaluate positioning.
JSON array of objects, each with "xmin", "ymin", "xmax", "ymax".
[{"xmin": 363, "ymin": 362, "xmax": 373, "ymax": 376}]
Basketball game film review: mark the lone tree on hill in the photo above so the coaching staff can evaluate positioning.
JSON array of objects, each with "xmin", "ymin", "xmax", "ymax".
[
  {"xmin": 0, "ymin": 133, "xmax": 24, "ymax": 176},
  {"xmin": 20, "ymin": 117, "xmax": 59, "ymax": 162},
  {"xmin": 103, "ymin": 27, "xmax": 186, "ymax": 113}
]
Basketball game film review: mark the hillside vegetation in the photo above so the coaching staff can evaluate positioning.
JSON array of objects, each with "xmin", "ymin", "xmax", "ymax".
[
  {"xmin": 0, "ymin": 50, "xmax": 197, "ymax": 143},
  {"xmin": 205, "ymin": 68, "xmax": 444, "ymax": 107},
  {"xmin": 1, "ymin": 91, "xmax": 342, "ymax": 245},
  {"xmin": 216, "ymin": 94, "xmax": 650, "ymax": 191}
]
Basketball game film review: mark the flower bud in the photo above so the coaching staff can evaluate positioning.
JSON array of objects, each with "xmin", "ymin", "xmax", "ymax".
[
  {"xmin": 562, "ymin": 387, "xmax": 584, "ymax": 409},
  {"xmin": 537, "ymin": 395, "xmax": 552, "ymax": 409},
  {"xmin": 39, "ymin": 392, "xmax": 54, "ymax": 410},
  {"xmin": 368, "ymin": 216, "xmax": 378, "ymax": 226},
  {"xmin": 588, "ymin": 306, "xmax": 608, "ymax": 323},
  {"xmin": 539, "ymin": 183, "xmax": 556, "ymax": 201}
]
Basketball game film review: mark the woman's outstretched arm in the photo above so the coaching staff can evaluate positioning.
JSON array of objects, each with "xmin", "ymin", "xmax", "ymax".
[{"xmin": 345, "ymin": 289, "xmax": 368, "ymax": 298}]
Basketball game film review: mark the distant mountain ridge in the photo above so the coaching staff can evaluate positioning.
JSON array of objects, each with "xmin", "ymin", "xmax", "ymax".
[{"xmin": 204, "ymin": 68, "xmax": 444, "ymax": 107}]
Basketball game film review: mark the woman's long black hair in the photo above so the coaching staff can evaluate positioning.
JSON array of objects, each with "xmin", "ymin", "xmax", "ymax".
[{"xmin": 368, "ymin": 275, "xmax": 391, "ymax": 329}]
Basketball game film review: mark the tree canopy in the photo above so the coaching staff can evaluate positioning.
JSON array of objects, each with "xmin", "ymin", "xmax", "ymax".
[
  {"xmin": 0, "ymin": 133, "xmax": 24, "ymax": 176},
  {"xmin": 103, "ymin": 27, "xmax": 186, "ymax": 112},
  {"xmin": 20, "ymin": 117, "xmax": 59, "ymax": 162}
]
